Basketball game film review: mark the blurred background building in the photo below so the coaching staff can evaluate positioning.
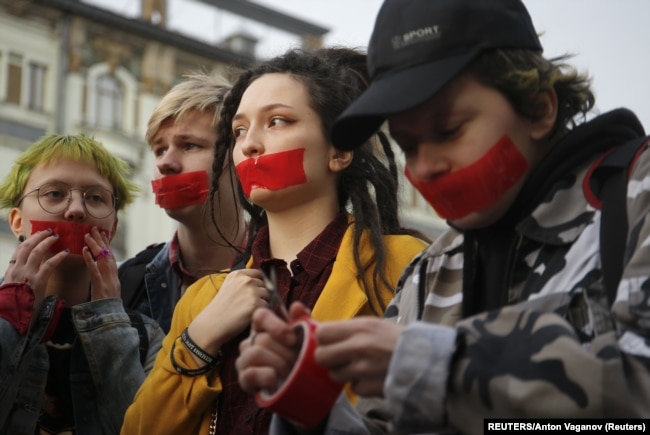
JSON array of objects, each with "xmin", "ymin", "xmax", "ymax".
[{"xmin": 0, "ymin": 0, "xmax": 446, "ymax": 265}]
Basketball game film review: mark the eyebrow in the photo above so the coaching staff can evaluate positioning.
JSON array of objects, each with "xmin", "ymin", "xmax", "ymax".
[
  {"xmin": 175, "ymin": 133, "xmax": 211, "ymax": 143},
  {"xmin": 232, "ymin": 103, "xmax": 295, "ymax": 123},
  {"xmin": 150, "ymin": 133, "xmax": 210, "ymax": 147},
  {"xmin": 31, "ymin": 179, "xmax": 112, "ymax": 191}
]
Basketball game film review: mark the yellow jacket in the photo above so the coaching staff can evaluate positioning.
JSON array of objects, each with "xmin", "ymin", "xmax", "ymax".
[{"xmin": 122, "ymin": 223, "xmax": 426, "ymax": 434}]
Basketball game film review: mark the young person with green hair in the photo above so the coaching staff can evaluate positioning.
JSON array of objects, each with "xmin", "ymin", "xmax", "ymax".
[{"xmin": 0, "ymin": 134, "xmax": 164, "ymax": 434}]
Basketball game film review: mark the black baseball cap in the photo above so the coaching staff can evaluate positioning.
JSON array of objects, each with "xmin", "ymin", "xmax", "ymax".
[{"xmin": 331, "ymin": 0, "xmax": 542, "ymax": 150}]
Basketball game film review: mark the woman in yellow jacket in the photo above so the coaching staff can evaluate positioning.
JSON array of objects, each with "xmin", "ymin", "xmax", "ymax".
[{"xmin": 122, "ymin": 47, "xmax": 428, "ymax": 435}]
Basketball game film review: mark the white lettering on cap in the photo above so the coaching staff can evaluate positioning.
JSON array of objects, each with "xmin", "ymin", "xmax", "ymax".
[{"xmin": 392, "ymin": 25, "xmax": 441, "ymax": 50}]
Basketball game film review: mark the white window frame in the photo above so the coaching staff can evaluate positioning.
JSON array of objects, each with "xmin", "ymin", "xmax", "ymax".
[
  {"xmin": 27, "ymin": 61, "xmax": 46, "ymax": 111},
  {"xmin": 86, "ymin": 63, "xmax": 137, "ymax": 134}
]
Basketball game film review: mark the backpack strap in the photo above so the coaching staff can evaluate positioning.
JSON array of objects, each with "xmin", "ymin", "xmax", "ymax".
[
  {"xmin": 126, "ymin": 309, "xmax": 149, "ymax": 366},
  {"xmin": 118, "ymin": 243, "xmax": 165, "ymax": 310},
  {"xmin": 590, "ymin": 136, "xmax": 649, "ymax": 305}
]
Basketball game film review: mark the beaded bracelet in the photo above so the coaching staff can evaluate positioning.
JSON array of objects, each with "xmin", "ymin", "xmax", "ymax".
[{"xmin": 170, "ymin": 328, "xmax": 222, "ymax": 377}]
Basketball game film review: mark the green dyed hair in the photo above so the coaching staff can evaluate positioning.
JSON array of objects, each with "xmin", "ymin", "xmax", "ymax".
[{"xmin": 0, "ymin": 134, "xmax": 140, "ymax": 211}]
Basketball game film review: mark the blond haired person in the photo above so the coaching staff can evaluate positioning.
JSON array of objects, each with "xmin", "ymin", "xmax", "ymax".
[{"xmin": 118, "ymin": 73, "xmax": 246, "ymax": 333}]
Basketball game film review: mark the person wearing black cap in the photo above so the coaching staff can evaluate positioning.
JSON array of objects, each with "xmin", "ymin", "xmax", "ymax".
[{"xmin": 236, "ymin": 0, "xmax": 650, "ymax": 433}]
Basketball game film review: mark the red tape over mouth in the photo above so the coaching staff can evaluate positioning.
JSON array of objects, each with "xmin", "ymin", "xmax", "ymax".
[
  {"xmin": 405, "ymin": 135, "xmax": 529, "ymax": 220},
  {"xmin": 236, "ymin": 148, "xmax": 307, "ymax": 197},
  {"xmin": 30, "ymin": 220, "xmax": 110, "ymax": 255},
  {"xmin": 151, "ymin": 170, "xmax": 209, "ymax": 209}
]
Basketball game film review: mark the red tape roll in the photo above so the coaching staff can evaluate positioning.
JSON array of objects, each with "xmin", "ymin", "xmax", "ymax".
[{"xmin": 255, "ymin": 316, "xmax": 343, "ymax": 428}]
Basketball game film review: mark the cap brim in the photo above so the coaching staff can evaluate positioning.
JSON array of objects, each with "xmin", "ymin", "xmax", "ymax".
[{"xmin": 331, "ymin": 52, "xmax": 476, "ymax": 150}]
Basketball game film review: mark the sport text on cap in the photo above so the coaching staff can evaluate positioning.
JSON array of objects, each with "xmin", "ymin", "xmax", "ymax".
[{"xmin": 331, "ymin": 0, "xmax": 542, "ymax": 150}]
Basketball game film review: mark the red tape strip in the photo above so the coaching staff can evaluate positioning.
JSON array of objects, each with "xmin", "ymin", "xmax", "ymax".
[
  {"xmin": 405, "ymin": 135, "xmax": 528, "ymax": 220},
  {"xmin": 30, "ymin": 220, "xmax": 110, "ymax": 255},
  {"xmin": 151, "ymin": 170, "xmax": 209, "ymax": 209},
  {"xmin": 236, "ymin": 148, "xmax": 307, "ymax": 197}
]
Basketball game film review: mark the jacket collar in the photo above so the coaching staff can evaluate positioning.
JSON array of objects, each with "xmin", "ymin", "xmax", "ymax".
[{"xmin": 311, "ymin": 219, "xmax": 370, "ymax": 321}]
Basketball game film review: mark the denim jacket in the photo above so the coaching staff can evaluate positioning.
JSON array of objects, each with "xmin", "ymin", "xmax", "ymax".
[
  {"xmin": 0, "ymin": 286, "xmax": 164, "ymax": 435},
  {"xmin": 124, "ymin": 241, "xmax": 180, "ymax": 334}
]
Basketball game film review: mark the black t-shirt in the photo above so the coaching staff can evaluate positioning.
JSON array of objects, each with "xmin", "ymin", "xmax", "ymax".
[{"xmin": 38, "ymin": 307, "xmax": 75, "ymax": 434}]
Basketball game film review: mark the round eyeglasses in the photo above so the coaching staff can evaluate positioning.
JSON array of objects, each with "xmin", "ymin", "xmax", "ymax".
[{"xmin": 15, "ymin": 181, "xmax": 118, "ymax": 219}]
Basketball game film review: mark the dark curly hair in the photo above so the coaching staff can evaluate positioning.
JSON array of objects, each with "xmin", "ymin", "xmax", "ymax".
[{"xmin": 210, "ymin": 47, "xmax": 426, "ymax": 314}]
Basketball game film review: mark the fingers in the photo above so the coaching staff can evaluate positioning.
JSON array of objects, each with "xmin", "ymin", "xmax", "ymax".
[
  {"xmin": 83, "ymin": 227, "xmax": 114, "ymax": 268},
  {"xmin": 13, "ymin": 228, "xmax": 55, "ymax": 263},
  {"xmin": 3, "ymin": 230, "xmax": 68, "ymax": 315},
  {"xmin": 251, "ymin": 308, "xmax": 297, "ymax": 346},
  {"xmin": 315, "ymin": 318, "xmax": 396, "ymax": 362},
  {"xmin": 190, "ymin": 271, "xmax": 272, "ymax": 351},
  {"xmin": 84, "ymin": 227, "xmax": 119, "ymax": 300},
  {"xmin": 238, "ymin": 365, "xmax": 286, "ymax": 393},
  {"xmin": 227, "ymin": 268, "xmax": 265, "ymax": 282},
  {"xmin": 219, "ymin": 268, "xmax": 268, "ymax": 302},
  {"xmin": 213, "ymin": 269, "xmax": 270, "ymax": 311},
  {"xmin": 38, "ymin": 249, "xmax": 72, "ymax": 277},
  {"xmin": 4, "ymin": 229, "xmax": 65, "ymax": 285},
  {"xmin": 83, "ymin": 229, "xmax": 109, "ymax": 268},
  {"xmin": 311, "ymin": 318, "xmax": 403, "ymax": 397},
  {"xmin": 237, "ymin": 332, "xmax": 299, "ymax": 392},
  {"xmin": 287, "ymin": 301, "xmax": 311, "ymax": 322},
  {"xmin": 84, "ymin": 227, "xmax": 112, "ymax": 260},
  {"xmin": 315, "ymin": 317, "xmax": 369, "ymax": 346},
  {"xmin": 237, "ymin": 311, "xmax": 302, "ymax": 393}
]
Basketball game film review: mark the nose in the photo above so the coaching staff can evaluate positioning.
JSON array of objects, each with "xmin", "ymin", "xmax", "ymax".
[
  {"xmin": 406, "ymin": 144, "xmax": 450, "ymax": 181},
  {"xmin": 238, "ymin": 128, "xmax": 264, "ymax": 158},
  {"xmin": 156, "ymin": 146, "xmax": 182, "ymax": 176},
  {"xmin": 63, "ymin": 190, "xmax": 87, "ymax": 222}
]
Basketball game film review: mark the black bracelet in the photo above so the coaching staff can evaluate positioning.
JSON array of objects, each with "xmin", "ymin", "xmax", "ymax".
[
  {"xmin": 181, "ymin": 327, "xmax": 218, "ymax": 365},
  {"xmin": 170, "ymin": 331, "xmax": 221, "ymax": 377}
]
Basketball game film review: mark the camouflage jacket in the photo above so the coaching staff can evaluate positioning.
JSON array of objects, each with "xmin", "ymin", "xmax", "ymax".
[
  {"xmin": 270, "ymin": 110, "xmax": 649, "ymax": 435},
  {"xmin": 375, "ymin": 110, "xmax": 650, "ymax": 434},
  {"xmin": 266, "ymin": 109, "xmax": 650, "ymax": 435}
]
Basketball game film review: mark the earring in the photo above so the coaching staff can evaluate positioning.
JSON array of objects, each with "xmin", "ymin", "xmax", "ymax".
[{"xmin": 18, "ymin": 235, "xmax": 26, "ymax": 243}]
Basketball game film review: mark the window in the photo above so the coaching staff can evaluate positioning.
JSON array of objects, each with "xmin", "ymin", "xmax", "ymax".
[
  {"xmin": 28, "ymin": 62, "xmax": 46, "ymax": 111},
  {"xmin": 95, "ymin": 74, "xmax": 123, "ymax": 130},
  {"xmin": 6, "ymin": 52, "xmax": 23, "ymax": 105}
]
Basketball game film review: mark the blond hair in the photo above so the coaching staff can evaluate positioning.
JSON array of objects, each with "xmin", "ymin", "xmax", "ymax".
[{"xmin": 146, "ymin": 72, "xmax": 231, "ymax": 143}]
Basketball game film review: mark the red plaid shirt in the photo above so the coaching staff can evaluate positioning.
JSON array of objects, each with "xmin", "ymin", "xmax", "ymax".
[
  {"xmin": 168, "ymin": 232, "xmax": 196, "ymax": 296},
  {"xmin": 216, "ymin": 213, "xmax": 349, "ymax": 434},
  {"xmin": 169, "ymin": 226, "xmax": 250, "ymax": 295}
]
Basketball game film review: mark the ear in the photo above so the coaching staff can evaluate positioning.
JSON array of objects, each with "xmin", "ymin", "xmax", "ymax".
[
  {"xmin": 328, "ymin": 148, "xmax": 354, "ymax": 173},
  {"xmin": 9, "ymin": 208, "xmax": 24, "ymax": 239},
  {"xmin": 530, "ymin": 88, "xmax": 559, "ymax": 141}
]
